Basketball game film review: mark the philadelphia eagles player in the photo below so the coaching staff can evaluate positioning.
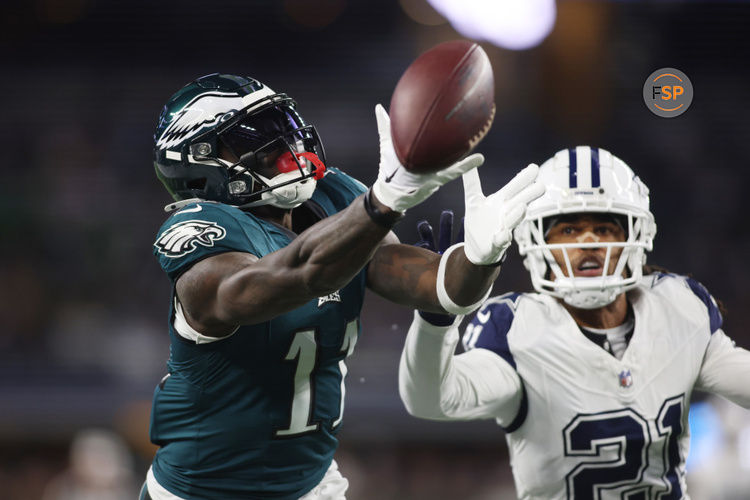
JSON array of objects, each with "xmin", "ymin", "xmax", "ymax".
[
  {"xmin": 399, "ymin": 146, "xmax": 750, "ymax": 500},
  {"xmin": 141, "ymin": 73, "xmax": 544, "ymax": 500}
]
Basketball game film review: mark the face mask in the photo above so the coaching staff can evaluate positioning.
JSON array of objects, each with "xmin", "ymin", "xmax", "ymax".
[{"xmin": 244, "ymin": 151, "xmax": 326, "ymax": 209}]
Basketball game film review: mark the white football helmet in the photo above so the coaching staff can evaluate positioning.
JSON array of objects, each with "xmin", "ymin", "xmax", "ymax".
[{"xmin": 514, "ymin": 146, "xmax": 657, "ymax": 309}]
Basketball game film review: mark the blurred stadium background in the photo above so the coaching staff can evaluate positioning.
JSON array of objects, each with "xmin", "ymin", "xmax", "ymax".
[{"xmin": 1, "ymin": 0, "xmax": 749, "ymax": 498}]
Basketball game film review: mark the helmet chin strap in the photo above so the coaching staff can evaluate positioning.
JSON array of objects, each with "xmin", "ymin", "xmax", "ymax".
[{"xmin": 164, "ymin": 197, "xmax": 205, "ymax": 212}]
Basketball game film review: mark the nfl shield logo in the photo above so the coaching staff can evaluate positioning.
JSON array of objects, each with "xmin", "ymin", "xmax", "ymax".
[{"xmin": 618, "ymin": 370, "xmax": 633, "ymax": 388}]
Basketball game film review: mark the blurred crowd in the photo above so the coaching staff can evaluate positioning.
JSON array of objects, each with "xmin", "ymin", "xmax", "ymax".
[{"xmin": 1, "ymin": 1, "xmax": 750, "ymax": 498}]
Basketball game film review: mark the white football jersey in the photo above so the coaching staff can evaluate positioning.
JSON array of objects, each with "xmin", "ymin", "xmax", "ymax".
[
  {"xmin": 466, "ymin": 274, "xmax": 727, "ymax": 500},
  {"xmin": 399, "ymin": 273, "xmax": 750, "ymax": 500}
]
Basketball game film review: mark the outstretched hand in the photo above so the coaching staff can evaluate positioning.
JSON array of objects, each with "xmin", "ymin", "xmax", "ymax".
[
  {"xmin": 371, "ymin": 104, "xmax": 484, "ymax": 213},
  {"xmin": 462, "ymin": 164, "xmax": 545, "ymax": 266},
  {"xmin": 414, "ymin": 210, "xmax": 464, "ymax": 253},
  {"xmin": 414, "ymin": 210, "xmax": 462, "ymax": 326}
]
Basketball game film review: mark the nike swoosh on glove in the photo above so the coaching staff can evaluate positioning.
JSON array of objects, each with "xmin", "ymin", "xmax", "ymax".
[
  {"xmin": 371, "ymin": 104, "xmax": 484, "ymax": 213},
  {"xmin": 462, "ymin": 163, "xmax": 545, "ymax": 265}
]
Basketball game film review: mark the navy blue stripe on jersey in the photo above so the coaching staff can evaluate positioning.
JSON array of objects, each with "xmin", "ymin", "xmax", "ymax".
[
  {"xmin": 685, "ymin": 277, "xmax": 723, "ymax": 333},
  {"xmin": 650, "ymin": 272, "xmax": 674, "ymax": 287},
  {"xmin": 568, "ymin": 148, "xmax": 578, "ymax": 188},
  {"xmin": 500, "ymin": 383, "xmax": 528, "ymax": 433},
  {"xmin": 591, "ymin": 147, "xmax": 601, "ymax": 187},
  {"xmin": 468, "ymin": 293, "xmax": 521, "ymax": 369},
  {"xmin": 467, "ymin": 293, "xmax": 526, "ymax": 433}
]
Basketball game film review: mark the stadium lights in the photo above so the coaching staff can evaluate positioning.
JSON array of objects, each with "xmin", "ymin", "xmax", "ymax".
[{"xmin": 426, "ymin": 0, "xmax": 557, "ymax": 50}]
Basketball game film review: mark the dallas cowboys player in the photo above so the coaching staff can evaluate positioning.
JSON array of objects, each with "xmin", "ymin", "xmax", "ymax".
[
  {"xmin": 142, "ymin": 73, "xmax": 544, "ymax": 500},
  {"xmin": 399, "ymin": 146, "xmax": 750, "ymax": 500}
]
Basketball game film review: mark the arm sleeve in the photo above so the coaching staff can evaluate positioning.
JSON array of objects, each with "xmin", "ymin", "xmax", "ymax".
[
  {"xmin": 398, "ymin": 311, "xmax": 523, "ymax": 424},
  {"xmin": 696, "ymin": 328, "xmax": 750, "ymax": 409}
]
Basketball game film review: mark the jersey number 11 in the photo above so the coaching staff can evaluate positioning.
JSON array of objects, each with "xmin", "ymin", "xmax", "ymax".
[{"xmin": 275, "ymin": 319, "xmax": 359, "ymax": 437}]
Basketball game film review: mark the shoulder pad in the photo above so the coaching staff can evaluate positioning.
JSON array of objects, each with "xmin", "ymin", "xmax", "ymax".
[
  {"xmin": 643, "ymin": 271, "xmax": 677, "ymax": 288},
  {"xmin": 153, "ymin": 202, "xmax": 262, "ymax": 281},
  {"xmin": 312, "ymin": 167, "xmax": 368, "ymax": 214},
  {"xmin": 462, "ymin": 292, "xmax": 522, "ymax": 368},
  {"xmin": 650, "ymin": 273, "xmax": 723, "ymax": 334},
  {"xmin": 684, "ymin": 277, "xmax": 723, "ymax": 333}
]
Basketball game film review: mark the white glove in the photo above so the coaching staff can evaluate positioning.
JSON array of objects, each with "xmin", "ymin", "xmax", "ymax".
[
  {"xmin": 462, "ymin": 163, "xmax": 545, "ymax": 265},
  {"xmin": 371, "ymin": 104, "xmax": 484, "ymax": 213}
]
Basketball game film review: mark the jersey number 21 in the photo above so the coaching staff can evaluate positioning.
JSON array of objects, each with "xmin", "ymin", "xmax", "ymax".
[{"xmin": 564, "ymin": 395, "xmax": 685, "ymax": 499}]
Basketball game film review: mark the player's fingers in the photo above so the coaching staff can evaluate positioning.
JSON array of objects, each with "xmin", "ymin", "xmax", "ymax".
[
  {"xmin": 506, "ymin": 180, "xmax": 546, "ymax": 209},
  {"xmin": 375, "ymin": 104, "xmax": 391, "ymax": 138},
  {"xmin": 440, "ymin": 153, "xmax": 484, "ymax": 183},
  {"xmin": 417, "ymin": 220, "xmax": 436, "ymax": 251},
  {"xmin": 461, "ymin": 164, "xmax": 484, "ymax": 205},
  {"xmin": 502, "ymin": 204, "xmax": 527, "ymax": 232},
  {"xmin": 438, "ymin": 210, "xmax": 454, "ymax": 253},
  {"xmin": 458, "ymin": 153, "xmax": 485, "ymax": 171},
  {"xmin": 499, "ymin": 163, "xmax": 540, "ymax": 200}
]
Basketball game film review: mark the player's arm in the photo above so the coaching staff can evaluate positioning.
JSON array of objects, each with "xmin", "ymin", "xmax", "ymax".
[
  {"xmin": 177, "ymin": 196, "xmax": 395, "ymax": 335},
  {"xmin": 398, "ymin": 312, "xmax": 523, "ymax": 422},
  {"xmin": 398, "ymin": 214, "xmax": 526, "ymax": 423},
  {"xmin": 176, "ymin": 105, "xmax": 483, "ymax": 337},
  {"xmin": 368, "ymin": 164, "xmax": 544, "ymax": 314},
  {"xmin": 366, "ymin": 239, "xmax": 497, "ymax": 313},
  {"xmin": 695, "ymin": 328, "xmax": 750, "ymax": 408}
]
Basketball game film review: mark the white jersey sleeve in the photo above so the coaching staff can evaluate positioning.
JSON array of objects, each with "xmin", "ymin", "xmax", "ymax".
[
  {"xmin": 696, "ymin": 330, "xmax": 750, "ymax": 408},
  {"xmin": 680, "ymin": 277, "xmax": 750, "ymax": 408},
  {"xmin": 398, "ymin": 300, "xmax": 524, "ymax": 426}
]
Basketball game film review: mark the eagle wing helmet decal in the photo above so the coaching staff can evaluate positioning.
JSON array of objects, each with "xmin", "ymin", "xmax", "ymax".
[
  {"xmin": 155, "ymin": 91, "xmax": 244, "ymax": 150},
  {"xmin": 155, "ymin": 220, "xmax": 227, "ymax": 258}
]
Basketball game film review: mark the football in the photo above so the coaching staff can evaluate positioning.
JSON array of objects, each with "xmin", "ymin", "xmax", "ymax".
[{"xmin": 390, "ymin": 40, "xmax": 496, "ymax": 173}]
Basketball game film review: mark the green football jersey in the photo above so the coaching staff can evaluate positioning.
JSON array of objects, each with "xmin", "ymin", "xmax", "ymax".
[{"xmin": 149, "ymin": 168, "xmax": 368, "ymax": 499}]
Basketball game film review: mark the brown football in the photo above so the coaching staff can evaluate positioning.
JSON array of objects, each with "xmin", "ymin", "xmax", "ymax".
[{"xmin": 390, "ymin": 40, "xmax": 495, "ymax": 173}]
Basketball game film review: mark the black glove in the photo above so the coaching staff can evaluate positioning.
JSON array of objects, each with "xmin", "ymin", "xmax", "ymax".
[{"xmin": 414, "ymin": 210, "xmax": 463, "ymax": 326}]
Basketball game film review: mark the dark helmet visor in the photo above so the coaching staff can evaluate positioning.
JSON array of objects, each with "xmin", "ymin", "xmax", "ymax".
[{"xmin": 220, "ymin": 105, "xmax": 317, "ymax": 157}]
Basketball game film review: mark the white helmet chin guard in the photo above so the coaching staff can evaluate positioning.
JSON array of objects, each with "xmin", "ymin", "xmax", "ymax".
[
  {"xmin": 514, "ymin": 146, "xmax": 657, "ymax": 309},
  {"xmin": 248, "ymin": 163, "xmax": 319, "ymax": 210}
]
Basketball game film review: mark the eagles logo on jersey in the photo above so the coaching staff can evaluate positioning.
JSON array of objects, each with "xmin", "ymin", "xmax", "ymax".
[{"xmin": 154, "ymin": 219, "xmax": 226, "ymax": 258}]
